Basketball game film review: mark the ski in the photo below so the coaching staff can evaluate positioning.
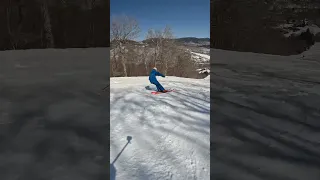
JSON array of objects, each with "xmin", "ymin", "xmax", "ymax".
[{"xmin": 151, "ymin": 89, "xmax": 175, "ymax": 95}]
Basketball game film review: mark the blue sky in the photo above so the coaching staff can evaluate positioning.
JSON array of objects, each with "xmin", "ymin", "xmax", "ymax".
[{"xmin": 111, "ymin": 0, "xmax": 210, "ymax": 41}]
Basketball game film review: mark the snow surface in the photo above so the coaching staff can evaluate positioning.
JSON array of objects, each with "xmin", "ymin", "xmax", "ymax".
[
  {"xmin": 191, "ymin": 52, "xmax": 210, "ymax": 64},
  {"xmin": 211, "ymin": 43, "xmax": 320, "ymax": 180},
  {"xmin": 110, "ymin": 76, "xmax": 210, "ymax": 180},
  {"xmin": 203, "ymin": 75, "xmax": 210, "ymax": 80},
  {"xmin": 0, "ymin": 48, "xmax": 109, "ymax": 179}
]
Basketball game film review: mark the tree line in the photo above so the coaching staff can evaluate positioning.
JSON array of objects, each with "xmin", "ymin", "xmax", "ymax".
[
  {"xmin": 211, "ymin": 0, "xmax": 319, "ymax": 55},
  {"xmin": 110, "ymin": 14, "xmax": 202, "ymax": 78},
  {"xmin": 0, "ymin": 0, "xmax": 109, "ymax": 50}
]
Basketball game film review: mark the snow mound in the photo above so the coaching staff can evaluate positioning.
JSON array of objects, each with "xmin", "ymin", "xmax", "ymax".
[
  {"xmin": 197, "ymin": 68, "xmax": 210, "ymax": 74},
  {"xmin": 110, "ymin": 76, "xmax": 210, "ymax": 180}
]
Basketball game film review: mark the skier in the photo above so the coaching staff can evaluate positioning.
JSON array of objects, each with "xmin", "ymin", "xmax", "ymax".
[{"xmin": 149, "ymin": 67, "xmax": 167, "ymax": 92}]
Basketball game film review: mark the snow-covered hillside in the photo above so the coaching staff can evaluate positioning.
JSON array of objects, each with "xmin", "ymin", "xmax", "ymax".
[
  {"xmin": 278, "ymin": 23, "xmax": 320, "ymax": 38},
  {"xmin": 110, "ymin": 76, "xmax": 210, "ymax": 180},
  {"xmin": 191, "ymin": 52, "xmax": 210, "ymax": 64}
]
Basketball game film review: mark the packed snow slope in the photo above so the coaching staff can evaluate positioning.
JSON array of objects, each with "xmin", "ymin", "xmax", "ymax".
[
  {"xmin": 0, "ymin": 48, "xmax": 109, "ymax": 180},
  {"xmin": 110, "ymin": 76, "xmax": 210, "ymax": 180},
  {"xmin": 211, "ymin": 43, "xmax": 320, "ymax": 180}
]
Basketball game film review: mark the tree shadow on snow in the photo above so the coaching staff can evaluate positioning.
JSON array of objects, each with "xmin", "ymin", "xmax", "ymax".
[
  {"xmin": 0, "ymin": 80, "xmax": 109, "ymax": 180},
  {"xmin": 111, "ymin": 72, "xmax": 320, "ymax": 180},
  {"xmin": 210, "ymin": 60, "xmax": 320, "ymax": 180},
  {"xmin": 110, "ymin": 80, "xmax": 211, "ymax": 178}
]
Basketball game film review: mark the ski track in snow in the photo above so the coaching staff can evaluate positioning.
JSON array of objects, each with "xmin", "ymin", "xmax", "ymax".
[{"xmin": 110, "ymin": 76, "xmax": 210, "ymax": 180}]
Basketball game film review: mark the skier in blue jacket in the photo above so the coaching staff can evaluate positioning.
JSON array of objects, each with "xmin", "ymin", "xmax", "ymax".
[{"xmin": 149, "ymin": 67, "xmax": 166, "ymax": 92}]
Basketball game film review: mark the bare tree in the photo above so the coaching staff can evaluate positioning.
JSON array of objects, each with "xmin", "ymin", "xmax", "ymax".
[
  {"xmin": 40, "ymin": 0, "xmax": 55, "ymax": 48},
  {"xmin": 146, "ymin": 25, "xmax": 175, "ymax": 74},
  {"xmin": 110, "ymin": 47, "xmax": 116, "ymax": 76},
  {"xmin": 6, "ymin": 0, "xmax": 16, "ymax": 49},
  {"xmin": 111, "ymin": 14, "xmax": 140, "ymax": 76},
  {"xmin": 82, "ymin": 0, "xmax": 96, "ymax": 46},
  {"xmin": 145, "ymin": 29, "xmax": 155, "ymax": 66},
  {"xmin": 146, "ymin": 28, "xmax": 163, "ymax": 67},
  {"xmin": 6, "ymin": 0, "xmax": 31, "ymax": 49},
  {"xmin": 141, "ymin": 44, "xmax": 150, "ymax": 75},
  {"xmin": 161, "ymin": 26, "xmax": 175, "ymax": 75}
]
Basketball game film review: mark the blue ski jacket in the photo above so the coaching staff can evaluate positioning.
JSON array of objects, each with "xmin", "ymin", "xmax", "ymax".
[{"xmin": 149, "ymin": 69, "xmax": 165, "ymax": 84}]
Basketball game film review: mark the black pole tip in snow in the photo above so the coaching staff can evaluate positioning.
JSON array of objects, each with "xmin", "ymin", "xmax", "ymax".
[
  {"xmin": 127, "ymin": 136, "xmax": 132, "ymax": 143},
  {"xmin": 111, "ymin": 136, "xmax": 133, "ymax": 165}
]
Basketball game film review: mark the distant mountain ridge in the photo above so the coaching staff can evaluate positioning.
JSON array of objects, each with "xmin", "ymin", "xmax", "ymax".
[
  {"xmin": 175, "ymin": 37, "xmax": 210, "ymax": 44},
  {"xmin": 140, "ymin": 37, "xmax": 210, "ymax": 47}
]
